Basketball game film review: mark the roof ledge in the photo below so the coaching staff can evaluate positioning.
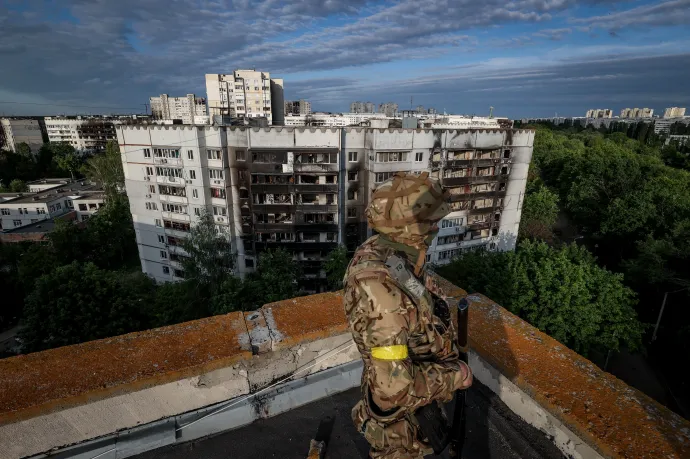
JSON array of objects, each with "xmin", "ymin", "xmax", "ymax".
[{"xmin": 1, "ymin": 287, "xmax": 689, "ymax": 458}]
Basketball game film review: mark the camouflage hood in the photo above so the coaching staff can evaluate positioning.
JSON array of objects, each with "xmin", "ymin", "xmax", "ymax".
[{"xmin": 365, "ymin": 172, "xmax": 450, "ymax": 250}]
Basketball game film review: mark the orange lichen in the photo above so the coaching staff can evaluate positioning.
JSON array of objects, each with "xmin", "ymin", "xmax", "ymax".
[
  {"xmin": 0, "ymin": 312, "xmax": 250, "ymax": 426},
  {"xmin": 262, "ymin": 291, "xmax": 348, "ymax": 349},
  {"xmin": 466, "ymin": 294, "xmax": 690, "ymax": 459}
]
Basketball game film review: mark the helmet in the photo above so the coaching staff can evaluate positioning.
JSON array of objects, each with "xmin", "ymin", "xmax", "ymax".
[{"xmin": 366, "ymin": 172, "xmax": 450, "ymax": 249}]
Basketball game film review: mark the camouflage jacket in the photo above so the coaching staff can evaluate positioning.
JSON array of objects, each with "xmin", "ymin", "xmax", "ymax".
[{"xmin": 343, "ymin": 235, "xmax": 471, "ymax": 418}]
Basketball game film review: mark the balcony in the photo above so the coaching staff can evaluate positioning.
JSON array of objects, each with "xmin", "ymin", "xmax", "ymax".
[
  {"xmin": 156, "ymin": 175, "xmax": 186, "ymax": 186},
  {"xmin": 153, "ymin": 158, "xmax": 182, "ymax": 167},
  {"xmin": 158, "ymin": 194, "xmax": 187, "ymax": 204},
  {"xmin": 161, "ymin": 211, "xmax": 190, "ymax": 222},
  {"xmin": 209, "ymin": 177, "xmax": 226, "ymax": 187},
  {"xmin": 2, "ymin": 282, "xmax": 689, "ymax": 459}
]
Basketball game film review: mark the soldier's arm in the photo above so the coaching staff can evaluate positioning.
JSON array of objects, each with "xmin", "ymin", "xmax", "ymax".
[{"xmin": 354, "ymin": 279, "xmax": 472, "ymax": 412}]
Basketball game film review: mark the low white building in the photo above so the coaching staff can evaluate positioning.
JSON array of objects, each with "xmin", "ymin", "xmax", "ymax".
[
  {"xmin": 150, "ymin": 94, "xmax": 208, "ymax": 124},
  {"xmin": 117, "ymin": 124, "xmax": 533, "ymax": 287},
  {"xmin": 0, "ymin": 118, "xmax": 44, "ymax": 153},
  {"xmin": 0, "ymin": 180, "xmax": 104, "ymax": 230}
]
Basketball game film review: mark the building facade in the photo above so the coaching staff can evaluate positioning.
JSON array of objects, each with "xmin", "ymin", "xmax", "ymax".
[
  {"xmin": 585, "ymin": 109, "xmax": 613, "ymax": 118},
  {"xmin": 620, "ymin": 108, "xmax": 653, "ymax": 118},
  {"xmin": 284, "ymin": 100, "xmax": 312, "ymax": 116},
  {"xmin": 45, "ymin": 116, "xmax": 118, "ymax": 153},
  {"xmin": 205, "ymin": 70, "xmax": 284, "ymax": 125},
  {"xmin": 149, "ymin": 94, "xmax": 207, "ymax": 124},
  {"xmin": 664, "ymin": 107, "xmax": 686, "ymax": 119},
  {"xmin": 117, "ymin": 125, "xmax": 534, "ymax": 290},
  {"xmin": 0, "ymin": 118, "xmax": 44, "ymax": 153}
]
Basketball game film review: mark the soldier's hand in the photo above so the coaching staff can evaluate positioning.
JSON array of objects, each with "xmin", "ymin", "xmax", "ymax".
[{"xmin": 454, "ymin": 360, "xmax": 472, "ymax": 391}]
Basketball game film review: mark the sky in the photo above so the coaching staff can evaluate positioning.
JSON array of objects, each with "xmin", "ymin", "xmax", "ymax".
[{"xmin": 1, "ymin": 0, "xmax": 689, "ymax": 118}]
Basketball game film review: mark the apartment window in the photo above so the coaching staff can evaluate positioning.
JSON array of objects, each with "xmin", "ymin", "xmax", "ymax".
[
  {"xmin": 348, "ymin": 151, "xmax": 358, "ymax": 162},
  {"xmin": 156, "ymin": 167, "xmax": 183, "ymax": 178},
  {"xmin": 415, "ymin": 152, "xmax": 424, "ymax": 162},
  {"xmin": 347, "ymin": 208, "xmax": 357, "ymax": 217},
  {"xmin": 154, "ymin": 148, "xmax": 180, "ymax": 158},
  {"xmin": 501, "ymin": 166, "xmax": 508, "ymax": 175},
  {"xmin": 441, "ymin": 217, "xmax": 463, "ymax": 228},
  {"xmin": 238, "ymin": 170, "xmax": 246, "ymax": 180},
  {"xmin": 326, "ymin": 232, "xmax": 336, "ymax": 242},
  {"xmin": 375, "ymin": 171, "xmax": 397, "ymax": 183},
  {"xmin": 209, "ymin": 169, "xmax": 224, "ymax": 179},
  {"xmin": 162, "ymin": 203, "xmax": 187, "ymax": 214},
  {"xmin": 213, "ymin": 206, "xmax": 227, "ymax": 216},
  {"xmin": 348, "ymin": 171, "xmax": 357, "ymax": 181},
  {"xmin": 145, "ymin": 202, "xmax": 158, "ymax": 211},
  {"xmin": 158, "ymin": 234, "xmax": 165, "ymax": 243},
  {"xmin": 146, "ymin": 166, "xmax": 154, "ymax": 176},
  {"xmin": 162, "ymin": 266, "xmax": 170, "ymax": 275},
  {"xmin": 377, "ymin": 152, "xmax": 408, "ymax": 162},
  {"xmin": 236, "ymin": 150, "xmax": 246, "ymax": 161},
  {"xmin": 36, "ymin": 208, "xmax": 46, "ymax": 214},
  {"xmin": 245, "ymin": 259, "xmax": 254, "ymax": 268},
  {"xmin": 149, "ymin": 185, "xmax": 156, "ymax": 193},
  {"xmin": 194, "ymin": 208, "xmax": 201, "ymax": 216},
  {"xmin": 13, "ymin": 220, "xmax": 21, "ymax": 227},
  {"xmin": 18, "ymin": 208, "xmax": 23, "ymax": 215},
  {"xmin": 211, "ymin": 188, "xmax": 226, "ymax": 199},
  {"xmin": 503, "ymin": 149, "xmax": 511, "ymax": 159},
  {"xmin": 189, "ymin": 170, "xmax": 196, "ymax": 180},
  {"xmin": 192, "ymin": 189, "xmax": 198, "ymax": 198},
  {"xmin": 187, "ymin": 150, "xmax": 194, "ymax": 160},
  {"xmin": 144, "ymin": 148, "xmax": 151, "ymax": 158},
  {"xmin": 348, "ymin": 189, "xmax": 358, "ymax": 200},
  {"xmin": 88, "ymin": 203, "xmax": 97, "ymax": 210},
  {"xmin": 159, "ymin": 185, "xmax": 186, "ymax": 197},
  {"xmin": 160, "ymin": 250, "xmax": 168, "ymax": 259},
  {"xmin": 207, "ymin": 149, "xmax": 222, "ymax": 160},
  {"xmin": 0, "ymin": 209, "xmax": 9, "ymax": 216},
  {"xmin": 155, "ymin": 218, "xmax": 162, "ymax": 227}
]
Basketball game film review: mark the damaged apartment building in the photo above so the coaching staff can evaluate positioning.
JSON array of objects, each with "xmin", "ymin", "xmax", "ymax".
[{"xmin": 117, "ymin": 124, "xmax": 534, "ymax": 292}]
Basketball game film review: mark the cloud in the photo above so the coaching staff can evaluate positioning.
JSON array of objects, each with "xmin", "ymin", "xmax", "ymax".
[{"xmin": 0, "ymin": 0, "xmax": 688, "ymax": 118}]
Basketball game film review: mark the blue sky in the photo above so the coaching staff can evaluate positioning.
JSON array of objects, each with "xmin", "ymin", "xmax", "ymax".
[{"xmin": 1, "ymin": 0, "xmax": 689, "ymax": 118}]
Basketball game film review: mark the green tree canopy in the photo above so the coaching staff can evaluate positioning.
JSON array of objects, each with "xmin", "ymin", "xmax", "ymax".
[
  {"xmin": 437, "ymin": 241, "xmax": 645, "ymax": 356},
  {"xmin": 83, "ymin": 140, "xmax": 124, "ymax": 197},
  {"xmin": 324, "ymin": 245, "xmax": 348, "ymax": 290},
  {"xmin": 19, "ymin": 262, "xmax": 157, "ymax": 352},
  {"xmin": 51, "ymin": 143, "xmax": 81, "ymax": 179},
  {"xmin": 8, "ymin": 179, "xmax": 27, "ymax": 192}
]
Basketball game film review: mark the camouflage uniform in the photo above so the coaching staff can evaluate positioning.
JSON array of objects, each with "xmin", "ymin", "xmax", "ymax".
[{"xmin": 343, "ymin": 172, "xmax": 473, "ymax": 459}]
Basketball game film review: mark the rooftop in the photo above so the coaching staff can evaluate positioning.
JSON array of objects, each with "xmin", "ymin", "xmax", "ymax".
[
  {"xmin": 3, "ymin": 181, "xmax": 103, "ymax": 204},
  {"xmin": 1, "ymin": 282, "xmax": 689, "ymax": 459}
]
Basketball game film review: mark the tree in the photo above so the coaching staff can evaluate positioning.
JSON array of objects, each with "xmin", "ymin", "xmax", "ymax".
[
  {"xmin": 8, "ymin": 179, "xmax": 27, "ymax": 192},
  {"xmin": 83, "ymin": 140, "xmax": 124, "ymax": 197},
  {"xmin": 16, "ymin": 142, "xmax": 32, "ymax": 157},
  {"xmin": 519, "ymin": 185, "xmax": 559, "ymax": 242},
  {"xmin": 52, "ymin": 143, "xmax": 81, "ymax": 179},
  {"xmin": 250, "ymin": 248, "xmax": 302, "ymax": 305},
  {"xmin": 19, "ymin": 262, "xmax": 157, "ymax": 352},
  {"xmin": 324, "ymin": 245, "xmax": 348, "ymax": 290},
  {"xmin": 437, "ymin": 241, "xmax": 645, "ymax": 356},
  {"xmin": 181, "ymin": 211, "xmax": 235, "ymax": 294}
]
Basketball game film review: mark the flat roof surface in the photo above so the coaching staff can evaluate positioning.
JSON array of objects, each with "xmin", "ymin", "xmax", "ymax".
[
  {"xmin": 4, "ymin": 183, "xmax": 103, "ymax": 204},
  {"xmin": 133, "ymin": 382, "xmax": 564, "ymax": 459},
  {"xmin": 3, "ymin": 218, "xmax": 57, "ymax": 233}
]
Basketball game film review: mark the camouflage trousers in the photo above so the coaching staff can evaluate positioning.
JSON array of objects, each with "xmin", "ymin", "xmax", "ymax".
[{"xmin": 353, "ymin": 399, "xmax": 432, "ymax": 459}]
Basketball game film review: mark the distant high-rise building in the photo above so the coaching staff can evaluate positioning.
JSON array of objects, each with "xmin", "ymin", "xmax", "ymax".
[
  {"xmin": 620, "ymin": 108, "xmax": 653, "ymax": 118},
  {"xmin": 0, "ymin": 118, "xmax": 44, "ymax": 153},
  {"xmin": 585, "ymin": 109, "xmax": 612, "ymax": 119},
  {"xmin": 350, "ymin": 101, "xmax": 375, "ymax": 114},
  {"xmin": 416, "ymin": 105, "xmax": 425, "ymax": 114},
  {"xmin": 205, "ymin": 70, "xmax": 284, "ymax": 125},
  {"xmin": 664, "ymin": 107, "xmax": 686, "ymax": 119},
  {"xmin": 284, "ymin": 99, "xmax": 312, "ymax": 116},
  {"xmin": 379, "ymin": 102, "xmax": 399, "ymax": 117},
  {"xmin": 149, "ymin": 94, "xmax": 207, "ymax": 124}
]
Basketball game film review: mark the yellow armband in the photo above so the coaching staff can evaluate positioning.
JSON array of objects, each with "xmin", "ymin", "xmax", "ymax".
[{"xmin": 371, "ymin": 345, "xmax": 408, "ymax": 360}]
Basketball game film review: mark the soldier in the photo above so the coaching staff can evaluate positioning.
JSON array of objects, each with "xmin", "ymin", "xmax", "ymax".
[{"xmin": 343, "ymin": 172, "xmax": 473, "ymax": 459}]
